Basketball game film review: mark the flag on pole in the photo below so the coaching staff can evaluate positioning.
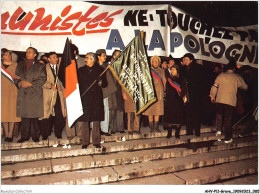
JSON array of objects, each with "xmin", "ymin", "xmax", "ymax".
[
  {"xmin": 1, "ymin": 66, "xmax": 14, "ymax": 84},
  {"xmin": 58, "ymin": 38, "xmax": 83, "ymax": 127},
  {"xmin": 109, "ymin": 32, "xmax": 156, "ymax": 115}
]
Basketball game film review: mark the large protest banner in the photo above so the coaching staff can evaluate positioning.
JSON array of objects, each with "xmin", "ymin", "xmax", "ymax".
[
  {"xmin": 168, "ymin": 6, "xmax": 258, "ymax": 68},
  {"xmin": 109, "ymin": 32, "xmax": 156, "ymax": 114},
  {"xmin": 1, "ymin": 1, "xmax": 257, "ymax": 67}
]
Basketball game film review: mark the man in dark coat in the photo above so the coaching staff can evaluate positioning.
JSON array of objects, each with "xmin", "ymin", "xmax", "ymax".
[
  {"xmin": 182, "ymin": 53, "xmax": 204, "ymax": 137},
  {"xmin": 15, "ymin": 47, "xmax": 47, "ymax": 143},
  {"xmin": 77, "ymin": 52, "xmax": 108, "ymax": 149}
]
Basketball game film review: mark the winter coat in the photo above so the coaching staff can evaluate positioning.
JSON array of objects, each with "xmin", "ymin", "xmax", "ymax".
[
  {"xmin": 77, "ymin": 64, "xmax": 108, "ymax": 121},
  {"xmin": 182, "ymin": 61, "xmax": 204, "ymax": 108},
  {"xmin": 122, "ymin": 88, "xmax": 135, "ymax": 113},
  {"xmin": 142, "ymin": 66, "xmax": 166, "ymax": 116},
  {"xmin": 40, "ymin": 63, "xmax": 66, "ymax": 119},
  {"xmin": 210, "ymin": 70, "xmax": 248, "ymax": 107},
  {"xmin": 15, "ymin": 59, "xmax": 46, "ymax": 118},
  {"xmin": 1, "ymin": 62, "xmax": 21, "ymax": 122},
  {"xmin": 164, "ymin": 76, "xmax": 187, "ymax": 125}
]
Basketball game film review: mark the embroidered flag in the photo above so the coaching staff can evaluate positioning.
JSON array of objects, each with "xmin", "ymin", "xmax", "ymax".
[{"xmin": 109, "ymin": 32, "xmax": 156, "ymax": 114}]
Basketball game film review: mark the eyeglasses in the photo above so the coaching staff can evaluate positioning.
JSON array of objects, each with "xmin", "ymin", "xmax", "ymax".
[{"xmin": 152, "ymin": 60, "xmax": 159, "ymax": 62}]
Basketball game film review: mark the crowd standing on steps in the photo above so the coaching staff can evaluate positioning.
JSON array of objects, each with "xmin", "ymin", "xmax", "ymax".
[{"xmin": 1, "ymin": 45, "xmax": 256, "ymax": 147}]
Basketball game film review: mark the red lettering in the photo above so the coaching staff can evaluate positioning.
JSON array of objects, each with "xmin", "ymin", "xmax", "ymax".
[
  {"xmin": 1, "ymin": 12, "xmax": 10, "ymax": 30},
  {"xmin": 86, "ymin": 12, "xmax": 108, "ymax": 29},
  {"xmin": 58, "ymin": 12, "xmax": 82, "ymax": 31},
  {"xmin": 72, "ymin": 5, "xmax": 98, "ymax": 36},
  {"xmin": 50, "ymin": 17, "xmax": 62, "ymax": 31},
  {"xmin": 50, "ymin": 6, "xmax": 71, "ymax": 31},
  {"xmin": 100, "ymin": 9, "xmax": 123, "ymax": 27},
  {"xmin": 9, "ymin": 7, "xmax": 34, "ymax": 30},
  {"xmin": 28, "ymin": 8, "xmax": 52, "ymax": 30},
  {"xmin": 61, "ymin": 5, "xmax": 72, "ymax": 17}
]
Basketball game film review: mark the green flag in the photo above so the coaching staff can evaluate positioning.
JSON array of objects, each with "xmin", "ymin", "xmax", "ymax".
[{"xmin": 109, "ymin": 32, "xmax": 156, "ymax": 115}]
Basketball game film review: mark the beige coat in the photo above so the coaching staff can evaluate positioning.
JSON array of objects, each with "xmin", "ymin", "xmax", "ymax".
[
  {"xmin": 122, "ymin": 88, "xmax": 135, "ymax": 113},
  {"xmin": 40, "ymin": 63, "xmax": 66, "ymax": 119},
  {"xmin": 210, "ymin": 70, "xmax": 248, "ymax": 107},
  {"xmin": 142, "ymin": 66, "xmax": 166, "ymax": 116},
  {"xmin": 1, "ymin": 62, "xmax": 21, "ymax": 122}
]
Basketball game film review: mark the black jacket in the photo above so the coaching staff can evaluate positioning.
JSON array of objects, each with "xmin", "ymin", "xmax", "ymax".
[{"xmin": 78, "ymin": 64, "xmax": 107, "ymax": 121}]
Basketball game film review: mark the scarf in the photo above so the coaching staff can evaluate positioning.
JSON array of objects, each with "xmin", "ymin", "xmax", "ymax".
[{"xmin": 25, "ymin": 59, "xmax": 34, "ymax": 71}]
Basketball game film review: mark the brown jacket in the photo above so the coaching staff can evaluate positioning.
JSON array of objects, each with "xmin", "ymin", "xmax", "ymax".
[
  {"xmin": 142, "ymin": 66, "xmax": 166, "ymax": 116},
  {"xmin": 40, "ymin": 63, "xmax": 66, "ymax": 119},
  {"xmin": 1, "ymin": 62, "xmax": 21, "ymax": 122},
  {"xmin": 210, "ymin": 70, "xmax": 248, "ymax": 107}
]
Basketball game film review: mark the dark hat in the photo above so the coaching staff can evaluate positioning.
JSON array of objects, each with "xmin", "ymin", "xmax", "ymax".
[
  {"xmin": 226, "ymin": 59, "xmax": 237, "ymax": 70},
  {"xmin": 95, "ymin": 49, "xmax": 106, "ymax": 55},
  {"xmin": 183, "ymin": 53, "xmax": 195, "ymax": 61}
]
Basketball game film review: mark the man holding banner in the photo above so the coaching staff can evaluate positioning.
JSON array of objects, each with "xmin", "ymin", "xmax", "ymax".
[
  {"xmin": 108, "ymin": 32, "xmax": 157, "ymax": 128},
  {"xmin": 77, "ymin": 52, "xmax": 108, "ymax": 149}
]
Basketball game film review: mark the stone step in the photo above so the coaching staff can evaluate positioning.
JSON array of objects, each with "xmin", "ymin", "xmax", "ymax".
[
  {"xmin": 1, "ymin": 146, "xmax": 257, "ymax": 185},
  {"xmin": 1, "ymin": 127, "xmax": 214, "ymax": 150},
  {"xmin": 1, "ymin": 136, "xmax": 257, "ymax": 179},
  {"xmin": 107, "ymin": 159, "xmax": 258, "ymax": 185},
  {"xmin": 1, "ymin": 132, "xmax": 257, "ymax": 164}
]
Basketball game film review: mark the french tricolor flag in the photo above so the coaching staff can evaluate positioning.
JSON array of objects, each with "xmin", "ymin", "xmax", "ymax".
[
  {"xmin": 1, "ymin": 67, "xmax": 14, "ymax": 84},
  {"xmin": 58, "ymin": 38, "xmax": 83, "ymax": 127}
]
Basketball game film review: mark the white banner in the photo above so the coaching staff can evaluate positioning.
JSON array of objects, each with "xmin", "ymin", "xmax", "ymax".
[
  {"xmin": 1, "ymin": 1, "xmax": 258, "ymax": 67},
  {"xmin": 168, "ymin": 5, "xmax": 258, "ymax": 68}
]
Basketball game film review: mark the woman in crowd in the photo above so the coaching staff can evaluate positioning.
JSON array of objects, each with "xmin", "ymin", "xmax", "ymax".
[
  {"xmin": 143, "ymin": 55, "xmax": 166, "ymax": 132},
  {"xmin": 15, "ymin": 47, "xmax": 46, "ymax": 143},
  {"xmin": 1, "ymin": 48, "xmax": 21, "ymax": 142},
  {"xmin": 164, "ymin": 65, "xmax": 187, "ymax": 138}
]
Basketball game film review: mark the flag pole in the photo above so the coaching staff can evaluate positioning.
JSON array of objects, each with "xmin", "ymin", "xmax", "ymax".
[{"xmin": 81, "ymin": 65, "xmax": 110, "ymax": 97}]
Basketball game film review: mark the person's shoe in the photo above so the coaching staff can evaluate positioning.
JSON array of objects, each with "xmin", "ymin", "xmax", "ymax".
[
  {"xmin": 119, "ymin": 131, "xmax": 126, "ymax": 134},
  {"xmin": 33, "ymin": 138, "xmax": 39, "ymax": 142},
  {"xmin": 134, "ymin": 131, "xmax": 142, "ymax": 135},
  {"xmin": 154, "ymin": 122, "xmax": 160, "ymax": 132},
  {"xmin": 82, "ymin": 145, "xmax": 89, "ymax": 149},
  {"xmin": 7, "ymin": 137, "xmax": 13, "ymax": 142},
  {"xmin": 224, "ymin": 138, "xmax": 233, "ymax": 144},
  {"xmin": 17, "ymin": 138, "xmax": 28, "ymax": 143},
  {"xmin": 218, "ymin": 138, "xmax": 222, "ymax": 142},
  {"xmin": 56, "ymin": 136, "xmax": 62, "ymax": 139},
  {"xmin": 4, "ymin": 137, "xmax": 9, "ymax": 142},
  {"xmin": 149, "ymin": 122, "xmax": 154, "ymax": 132},
  {"xmin": 42, "ymin": 136, "xmax": 48, "ymax": 140},
  {"xmin": 175, "ymin": 131, "xmax": 180, "ymax": 139},
  {"xmin": 93, "ymin": 144, "xmax": 101, "ymax": 148},
  {"xmin": 128, "ymin": 131, "xmax": 133, "ymax": 135},
  {"xmin": 166, "ymin": 133, "xmax": 172, "ymax": 138},
  {"xmin": 216, "ymin": 131, "xmax": 221, "ymax": 136}
]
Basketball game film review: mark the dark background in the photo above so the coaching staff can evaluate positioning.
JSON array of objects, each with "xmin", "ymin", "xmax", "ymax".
[{"xmin": 89, "ymin": 1, "xmax": 258, "ymax": 27}]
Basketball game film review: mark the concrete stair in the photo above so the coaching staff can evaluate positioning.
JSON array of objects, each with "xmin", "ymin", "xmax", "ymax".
[{"xmin": 1, "ymin": 127, "xmax": 258, "ymax": 185}]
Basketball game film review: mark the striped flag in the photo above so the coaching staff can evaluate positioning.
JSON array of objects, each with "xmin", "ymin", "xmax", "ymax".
[
  {"xmin": 58, "ymin": 38, "xmax": 83, "ymax": 127},
  {"xmin": 1, "ymin": 66, "xmax": 14, "ymax": 84}
]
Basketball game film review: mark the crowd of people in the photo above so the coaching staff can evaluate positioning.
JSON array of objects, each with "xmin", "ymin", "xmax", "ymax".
[{"xmin": 1, "ymin": 45, "xmax": 257, "ymax": 148}]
